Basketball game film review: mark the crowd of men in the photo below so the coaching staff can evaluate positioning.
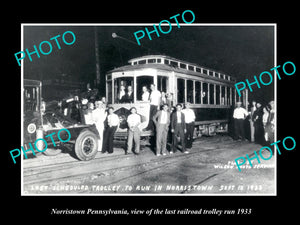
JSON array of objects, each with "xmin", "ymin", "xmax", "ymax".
[
  {"xmin": 82, "ymin": 83, "xmax": 196, "ymax": 156},
  {"xmin": 233, "ymin": 100, "xmax": 275, "ymax": 145},
  {"xmin": 81, "ymin": 82, "xmax": 274, "ymax": 156}
]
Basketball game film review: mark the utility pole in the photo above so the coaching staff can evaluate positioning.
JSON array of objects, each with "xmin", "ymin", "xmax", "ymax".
[{"xmin": 94, "ymin": 27, "xmax": 101, "ymax": 87}]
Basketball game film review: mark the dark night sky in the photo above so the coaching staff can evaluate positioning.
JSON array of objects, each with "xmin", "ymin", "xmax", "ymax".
[{"xmin": 24, "ymin": 25, "xmax": 274, "ymax": 104}]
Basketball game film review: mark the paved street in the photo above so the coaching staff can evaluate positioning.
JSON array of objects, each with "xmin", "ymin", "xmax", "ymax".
[{"xmin": 23, "ymin": 135, "xmax": 275, "ymax": 195}]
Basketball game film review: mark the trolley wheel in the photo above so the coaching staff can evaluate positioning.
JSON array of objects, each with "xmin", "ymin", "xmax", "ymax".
[{"xmin": 74, "ymin": 130, "xmax": 99, "ymax": 161}]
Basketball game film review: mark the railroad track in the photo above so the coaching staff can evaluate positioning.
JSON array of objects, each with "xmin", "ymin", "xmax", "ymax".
[
  {"xmin": 23, "ymin": 146, "xmax": 222, "ymax": 184},
  {"xmin": 23, "ymin": 135, "xmax": 235, "ymax": 173},
  {"xmin": 23, "ymin": 136, "xmax": 253, "ymax": 194}
]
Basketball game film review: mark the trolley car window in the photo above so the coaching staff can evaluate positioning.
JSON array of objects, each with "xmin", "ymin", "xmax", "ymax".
[
  {"xmin": 195, "ymin": 81, "xmax": 201, "ymax": 104},
  {"xmin": 239, "ymin": 91, "xmax": 244, "ymax": 105},
  {"xmin": 170, "ymin": 61, "xmax": 178, "ymax": 67},
  {"xmin": 157, "ymin": 58, "xmax": 161, "ymax": 63},
  {"xmin": 137, "ymin": 76, "xmax": 154, "ymax": 101},
  {"xmin": 231, "ymin": 88, "xmax": 235, "ymax": 106},
  {"xmin": 114, "ymin": 77, "xmax": 134, "ymax": 103},
  {"xmin": 187, "ymin": 80, "xmax": 194, "ymax": 103},
  {"xmin": 138, "ymin": 60, "xmax": 146, "ymax": 64},
  {"xmin": 216, "ymin": 84, "xmax": 220, "ymax": 105},
  {"xmin": 177, "ymin": 78, "xmax": 185, "ymax": 103},
  {"xmin": 164, "ymin": 59, "xmax": 169, "ymax": 65},
  {"xmin": 209, "ymin": 83, "xmax": 215, "ymax": 104},
  {"xmin": 202, "ymin": 82, "xmax": 208, "ymax": 104},
  {"xmin": 180, "ymin": 63, "xmax": 187, "ymax": 69},
  {"xmin": 196, "ymin": 67, "xmax": 201, "ymax": 73},
  {"xmin": 221, "ymin": 86, "xmax": 226, "ymax": 105},
  {"xmin": 157, "ymin": 76, "xmax": 167, "ymax": 93},
  {"xmin": 203, "ymin": 69, "xmax": 208, "ymax": 75},
  {"xmin": 188, "ymin": 65, "xmax": 194, "ymax": 71},
  {"xmin": 24, "ymin": 86, "xmax": 39, "ymax": 112},
  {"xmin": 227, "ymin": 87, "xmax": 230, "ymax": 105},
  {"xmin": 209, "ymin": 71, "xmax": 214, "ymax": 76},
  {"xmin": 148, "ymin": 59, "xmax": 156, "ymax": 63},
  {"xmin": 107, "ymin": 81, "xmax": 112, "ymax": 104}
]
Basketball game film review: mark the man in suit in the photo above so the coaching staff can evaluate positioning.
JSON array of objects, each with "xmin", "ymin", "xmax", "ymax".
[
  {"xmin": 152, "ymin": 104, "xmax": 170, "ymax": 156},
  {"xmin": 125, "ymin": 85, "xmax": 134, "ymax": 103},
  {"xmin": 171, "ymin": 104, "xmax": 188, "ymax": 154}
]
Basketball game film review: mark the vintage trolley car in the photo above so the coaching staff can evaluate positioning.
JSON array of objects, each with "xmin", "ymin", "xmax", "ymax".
[{"xmin": 106, "ymin": 55, "xmax": 248, "ymax": 138}]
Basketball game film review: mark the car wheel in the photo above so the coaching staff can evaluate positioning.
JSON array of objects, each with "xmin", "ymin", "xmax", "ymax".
[{"xmin": 74, "ymin": 130, "xmax": 98, "ymax": 161}]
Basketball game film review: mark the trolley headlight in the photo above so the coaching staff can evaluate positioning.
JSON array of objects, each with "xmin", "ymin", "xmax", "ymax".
[{"xmin": 27, "ymin": 123, "xmax": 37, "ymax": 134}]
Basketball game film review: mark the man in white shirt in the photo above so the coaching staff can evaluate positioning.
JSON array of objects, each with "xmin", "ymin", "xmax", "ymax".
[
  {"xmin": 144, "ymin": 84, "xmax": 161, "ymax": 131},
  {"xmin": 126, "ymin": 107, "xmax": 141, "ymax": 155},
  {"xmin": 118, "ymin": 85, "xmax": 126, "ymax": 103},
  {"xmin": 92, "ymin": 100, "xmax": 107, "ymax": 151},
  {"xmin": 152, "ymin": 104, "xmax": 170, "ymax": 156},
  {"xmin": 233, "ymin": 101, "xmax": 248, "ymax": 141},
  {"xmin": 182, "ymin": 102, "xmax": 196, "ymax": 149},
  {"xmin": 102, "ymin": 107, "xmax": 120, "ymax": 154},
  {"xmin": 84, "ymin": 102, "xmax": 94, "ymax": 125},
  {"xmin": 141, "ymin": 86, "xmax": 150, "ymax": 102}
]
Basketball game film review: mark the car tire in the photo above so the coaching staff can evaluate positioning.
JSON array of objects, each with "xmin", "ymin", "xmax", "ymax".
[
  {"xmin": 43, "ymin": 148, "xmax": 62, "ymax": 156},
  {"xmin": 74, "ymin": 129, "xmax": 99, "ymax": 161}
]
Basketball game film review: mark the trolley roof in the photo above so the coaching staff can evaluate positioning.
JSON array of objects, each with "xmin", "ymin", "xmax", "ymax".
[
  {"xmin": 24, "ymin": 79, "xmax": 42, "ymax": 87},
  {"xmin": 107, "ymin": 55, "xmax": 236, "ymax": 83}
]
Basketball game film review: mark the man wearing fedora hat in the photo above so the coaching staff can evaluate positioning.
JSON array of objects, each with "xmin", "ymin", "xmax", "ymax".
[{"xmin": 233, "ymin": 101, "xmax": 248, "ymax": 141}]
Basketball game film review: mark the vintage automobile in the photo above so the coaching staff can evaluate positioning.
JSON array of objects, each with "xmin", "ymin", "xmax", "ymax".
[{"xmin": 23, "ymin": 79, "xmax": 100, "ymax": 161}]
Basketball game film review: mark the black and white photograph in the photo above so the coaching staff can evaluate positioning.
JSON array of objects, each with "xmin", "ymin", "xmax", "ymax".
[{"xmin": 20, "ymin": 24, "xmax": 276, "ymax": 195}]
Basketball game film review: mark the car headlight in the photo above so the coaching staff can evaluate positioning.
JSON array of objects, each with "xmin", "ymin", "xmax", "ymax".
[{"xmin": 27, "ymin": 123, "xmax": 36, "ymax": 134}]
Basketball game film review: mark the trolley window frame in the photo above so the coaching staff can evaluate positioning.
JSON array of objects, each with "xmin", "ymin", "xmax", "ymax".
[{"xmin": 174, "ymin": 75, "xmax": 234, "ymax": 108}]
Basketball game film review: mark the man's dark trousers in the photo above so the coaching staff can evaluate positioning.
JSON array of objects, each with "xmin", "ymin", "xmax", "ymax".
[
  {"xmin": 234, "ymin": 119, "xmax": 245, "ymax": 140},
  {"xmin": 185, "ymin": 122, "xmax": 195, "ymax": 148},
  {"xmin": 172, "ymin": 127, "xmax": 186, "ymax": 152}
]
